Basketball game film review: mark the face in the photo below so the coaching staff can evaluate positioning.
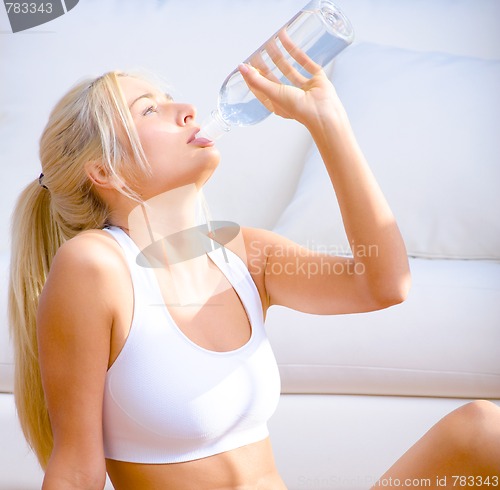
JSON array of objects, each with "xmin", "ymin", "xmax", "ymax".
[{"xmin": 119, "ymin": 76, "xmax": 220, "ymax": 199}]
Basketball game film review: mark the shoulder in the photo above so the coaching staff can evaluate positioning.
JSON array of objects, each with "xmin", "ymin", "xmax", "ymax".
[
  {"xmin": 56, "ymin": 230, "xmax": 120, "ymax": 263},
  {"xmin": 52, "ymin": 229, "xmax": 124, "ymax": 271},
  {"xmin": 42, "ymin": 229, "xmax": 130, "ymax": 309},
  {"xmin": 223, "ymin": 227, "xmax": 290, "ymax": 313},
  {"xmin": 221, "ymin": 226, "xmax": 279, "ymax": 273},
  {"xmin": 238, "ymin": 226, "xmax": 309, "ymax": 280},
  {"xmin": 239, "ymin": 226, "xmax": 297, "ymax": 263}
]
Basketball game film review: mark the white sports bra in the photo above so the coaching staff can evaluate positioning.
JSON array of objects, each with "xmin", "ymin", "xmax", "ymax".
[{"xmin": 102, "ymin": 226, "xmax": 281, "ymax": 463}]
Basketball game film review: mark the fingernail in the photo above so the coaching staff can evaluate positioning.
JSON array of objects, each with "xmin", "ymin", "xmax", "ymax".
[{"xmin": 238, "ymin": 63, "xmax": 250, "ymax": 74}]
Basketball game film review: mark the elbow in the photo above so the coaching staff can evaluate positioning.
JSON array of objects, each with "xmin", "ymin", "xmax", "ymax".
[
  {"xmin": 382, "ymin": 285, "xmax": 409, "ymax": 308},
  {"xmin": 370, "ymin": 270, "xmax": 412, "ymax": 310}
]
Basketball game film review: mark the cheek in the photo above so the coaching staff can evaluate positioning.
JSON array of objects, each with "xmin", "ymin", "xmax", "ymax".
[{"xmin": 138, "ymin": 128, "xmax": 179, "ymax": 165}]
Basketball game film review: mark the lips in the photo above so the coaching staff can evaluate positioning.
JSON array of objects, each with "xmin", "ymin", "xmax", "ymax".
[
  {"xmin": 191, "ymin": 137, "xmax": 215, "ymax": 147},
  {"xmin": 187, "ymin": 129, "xmax": 199, "ymax": 144},
  {"xmin": 188, "ymin": 129, "xmax": 214, "ymax": 147}
]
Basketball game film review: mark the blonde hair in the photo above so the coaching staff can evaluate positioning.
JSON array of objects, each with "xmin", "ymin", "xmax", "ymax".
[{"xmin": 8, "ymin": 71, "xmax": 152, "ymax": 468}]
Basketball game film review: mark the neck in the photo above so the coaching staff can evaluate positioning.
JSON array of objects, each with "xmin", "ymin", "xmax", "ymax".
[
  {"xmin": 130, "ymin": 184, "xmax": 203, "ymax": 248},
  {"xmin": 111, "ymin": 184, "xmax": 221, "ymax": 307}
]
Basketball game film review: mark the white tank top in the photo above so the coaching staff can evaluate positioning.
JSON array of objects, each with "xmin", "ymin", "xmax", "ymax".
[{"xmin": 102, "ymin": 226, "xmax": 281, "ymax": 463}]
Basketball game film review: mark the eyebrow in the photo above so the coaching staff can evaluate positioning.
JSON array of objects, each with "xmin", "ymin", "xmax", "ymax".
[
  {"xmin": 129, "ymin": 93, "xmax": 154, "ymax": 109},
  {"xmin": 128, "ymin": 92, "xmax": 173, "ymax": 109}
]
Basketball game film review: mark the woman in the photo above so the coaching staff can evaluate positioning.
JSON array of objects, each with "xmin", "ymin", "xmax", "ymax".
[{"xmin": 9, "ymin": 49, "xmax": 499, "ymax": 489}]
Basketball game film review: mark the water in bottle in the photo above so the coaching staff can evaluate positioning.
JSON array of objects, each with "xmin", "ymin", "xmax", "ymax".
[{"xmin": 198, "ymin": 0, "xmax": 354, "ymax": 140}]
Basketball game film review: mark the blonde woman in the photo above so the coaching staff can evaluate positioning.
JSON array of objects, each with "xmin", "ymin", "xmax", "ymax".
[{"xmin": 9, "ymin": 55, "xmax": 500, "ymax": 489}]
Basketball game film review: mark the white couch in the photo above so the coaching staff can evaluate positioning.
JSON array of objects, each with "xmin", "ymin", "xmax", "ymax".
[{"xmin": 1, "ymin": 1, "xmax": 499, "ymax": 488}]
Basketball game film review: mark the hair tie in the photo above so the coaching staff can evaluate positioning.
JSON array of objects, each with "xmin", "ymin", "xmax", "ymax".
[{"xmin": 38, "ymin": 173, "xmax": 48, "ymax": 190}]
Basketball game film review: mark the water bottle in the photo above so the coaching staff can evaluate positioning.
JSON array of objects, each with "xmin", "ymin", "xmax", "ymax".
[{"xmin": 198, "ymin": 0, "xmax": 354, "ymax": 141}]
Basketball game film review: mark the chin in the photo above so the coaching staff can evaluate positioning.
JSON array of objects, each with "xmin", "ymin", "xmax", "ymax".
[{"xmin": 200, "ymin": 149, "xmax": 221, "ymax": 180}]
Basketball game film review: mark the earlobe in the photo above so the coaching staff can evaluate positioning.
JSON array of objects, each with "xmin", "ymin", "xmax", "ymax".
[{"xmin": 85, "ymin": 160, "xmax": 116, "ymax": 190}]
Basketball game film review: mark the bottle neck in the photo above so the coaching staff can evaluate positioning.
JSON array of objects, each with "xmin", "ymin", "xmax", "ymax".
[{"xmin": 197, "ymin": 109, "xmax": 231, "ymax": 141}]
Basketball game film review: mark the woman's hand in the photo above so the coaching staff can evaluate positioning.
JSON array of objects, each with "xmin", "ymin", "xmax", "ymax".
[{"xmin": 238, "ymin": 30, "xmax": 347, "ymax": 131}]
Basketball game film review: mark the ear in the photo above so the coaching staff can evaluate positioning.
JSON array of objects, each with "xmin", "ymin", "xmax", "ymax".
[{"xmin": 85, "ymin": 160, "xmax": 118, "ymax": 190}]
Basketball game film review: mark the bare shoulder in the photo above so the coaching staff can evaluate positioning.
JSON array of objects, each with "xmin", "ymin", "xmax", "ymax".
[
  {"xmin": 239, "ymin": 226, "xmax": 295, "ymax": 264},
  {"xmin": 50, "ymin": 228, "xmax": 125, "ymax": 275},
  {"xmin": 40, "ymin": 228, "xmax": 130, "ymax": 320},
  {"xmin": 225, "ymin": 227, "xmax": 287, "ymax": 313},
  {"xmin": 239, "ymin": 225, "xmax": 308, "ymax": 279}
]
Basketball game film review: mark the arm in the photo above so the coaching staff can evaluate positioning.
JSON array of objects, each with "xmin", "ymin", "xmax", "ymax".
[
  {"xmin": 37, "ymin": 231, "xmax": 127, "ymax": 489},
  {"xmin": 238, "ymin": 56, "xmax": 410, "ymax": 315}
]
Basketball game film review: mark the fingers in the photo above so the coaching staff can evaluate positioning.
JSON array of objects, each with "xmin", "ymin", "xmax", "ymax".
[
  {"xmin": 238, "ymin": 32, "xmax": 328, "ymax": 121},
  {"xmin": 238, "ymin": 63, "xmax": 280, "ymax": 107},
  {"xmin": 248, "ymin": 51, "xmax": 281, "ymax": 84},
  {"xmin": 278, "ymin": 29, "xmax": 322, "ymax": 76},
  {"xmin": 264, "ymin": 34, "xmax": 309, "ymax": 87},
  {"xmin": 246, "ymin": 28, "xmax": 323, "ymax": 90}
]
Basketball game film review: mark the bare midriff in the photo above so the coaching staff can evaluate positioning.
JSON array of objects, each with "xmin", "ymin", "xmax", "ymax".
[{"xmin": 106, "ymin": 437, "xmax": 287, "ymax": 490}]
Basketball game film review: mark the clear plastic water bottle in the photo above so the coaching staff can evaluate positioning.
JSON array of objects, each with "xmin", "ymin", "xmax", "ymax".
[{"xmin": 198, "ymin": 0, "xmax": 354, "ymax": 141}]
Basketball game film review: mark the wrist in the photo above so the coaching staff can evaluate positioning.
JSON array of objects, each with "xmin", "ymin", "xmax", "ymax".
[{"xmin": 304, "ymin": 102, "xmax": 352, "ymax": 145}]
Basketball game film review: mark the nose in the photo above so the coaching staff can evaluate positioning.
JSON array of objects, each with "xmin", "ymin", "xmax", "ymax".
[{"xmin": 177, "ymin": 103, "xmax": 197, "ymax": 126}]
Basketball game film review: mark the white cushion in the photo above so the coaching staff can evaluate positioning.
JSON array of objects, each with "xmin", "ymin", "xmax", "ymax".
[
  {"xmin": 0, "ymin": 395, "xmax": 44, "ymax": 489},
  {"xmin": 274, "ymin": 43, "xmax": 500, "ymax": 259},
  {"xmin": 0, "ymin": 253, "xmax": 13, "ymax": 393},
  {"xmin": 335, "ymin": 0, "xmax": 500, "ymax": 59},
  {"xmin": 0, "ymin": 394, "xmax": 115, "ymax": 490},
  {"xmin": 266, "ymin": 258, "xmax": 500, "ymax": 399}
]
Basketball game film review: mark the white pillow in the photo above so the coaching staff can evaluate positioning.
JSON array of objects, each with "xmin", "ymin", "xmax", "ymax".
[
  {"xmin": 334, "ymin": 0, "xmax": 500, "ymax": 60},
  {"xmin": 274, "ymin": 43, "xmax": 500, "ymax": 260}
]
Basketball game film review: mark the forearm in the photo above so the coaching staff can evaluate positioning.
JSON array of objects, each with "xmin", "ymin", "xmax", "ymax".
[
  {"xmin": 42, "ymin": 454, "xmax": 106, "ymax": 490},
  {"xmin": 307, "ymin": 110, "xmax": 411, "ymax": 304},
  {"xmin": 43, "ymin": 473, "xmax": 105, "ymax": 490},
  {"xmin": 43, "ymin": 476, "xmax": 100, "ymax": 490}
]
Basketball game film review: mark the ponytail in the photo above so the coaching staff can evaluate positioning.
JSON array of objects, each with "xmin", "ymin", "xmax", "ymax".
[
  {"xmin": 8, "ymin": 70, "xmax": 153, "ymax": 468},
  {"xmin": 8, "ymin": 179, "xmax": 63, "ymax": 468}
]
